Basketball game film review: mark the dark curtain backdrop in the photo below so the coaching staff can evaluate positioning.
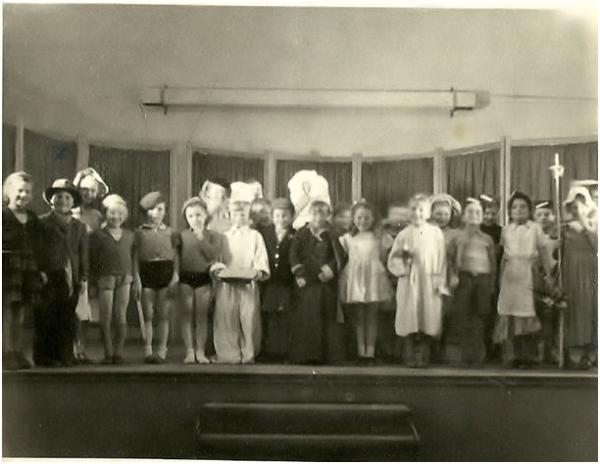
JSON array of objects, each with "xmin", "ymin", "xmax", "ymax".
[
  {"xmin": 361, "ymin": 157, "xmax": 433, "ymax": 216},
  {"xmin": 192, "ymin": 151, "xmax": 264, "ymax": 195},
  {"xmin": 3, "ymin": 123, "xmax": 16, "ymax": 180},
  {"xmin": 275, "ymin": 159, "xmax": 352, "ymax": 207},
  {"xmin": 445, "ymin": 148, "xmax": 500, "ymax": 205},
  {"xmin": 511, "ymin": 142, "xmax": 598, "ymax": 203},
  {"xmin": 23, "ymin": 129, "xmax": 77, "ymax": 214},
  {"xmin": 89, "ymin": 145, "xmax": 171, "ymax": 227}
]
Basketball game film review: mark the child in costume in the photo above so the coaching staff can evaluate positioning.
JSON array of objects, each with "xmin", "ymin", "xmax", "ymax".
[
  {"xmin": 134, "ymin": 191, "xmax": 179, "ymax": 363},
  {"xmin": 289, "ymin": 200, "xmax": 347, "ymax": 364},
  {"xmin": 34, "ymin": 179, "xmax": 88, "ymax": 367},
  {"xmin": 338, "ymin": 200, "xmax": 392, "ymax": 362},
  {"xmin": 451, "ymin": 198, "xmax": 497, "ymax": 365},
  {"xmin": 72, "ymin": 167, "xmax": 109, "ymax": 363},
  {"xmin": 388, "ymin": 194, "xmax": 446, "ymax": 367},
  {"xmin": 259, "ymin": 198, "xmax": 296, "ymax": 361},
  {"xmin": 2, "ymin": 172, "xmax": 42, "ymax": 370},
  {"xmin": 89, "ymin": 194, "xmax": 136, "ymax": 364},
  {"xmin": 210, "ymin": 182, "xmax": 270, "ymax": 364},
  {"xmin": 199, "ymin": 178, "xmax": 231, "ymax": 234},
  {"xmin": 493, "ymin": 192, "xmax": 551, "ymax": 368},
  {"xmin": 562, "ymin": 187, "xmax": 597, "ymax": 369},
  {"xmin": 178, "ymin": 197, "xmax": 224, "ymax": 364},
  {"xmin": 331, "ymin": 203, "xmax": 353, "ymax": 237}
]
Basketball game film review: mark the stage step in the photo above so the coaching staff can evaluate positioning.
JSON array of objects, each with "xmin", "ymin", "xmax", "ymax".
[{"xmin": 196, "ymin": 402, "xmax": 420, "ymax": 461}]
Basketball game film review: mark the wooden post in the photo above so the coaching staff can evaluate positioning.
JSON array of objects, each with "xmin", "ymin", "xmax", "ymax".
[
  {"xmin": 76, "ymin": 135, "xmax": 90, "ymax": 171},
  {"xmin": 264, "ymin": 152, "xmax": 276, "ymax": 200},
  {"xmin": 433, "ymin": 147, "xmax": 445, "ymax": 194},
  {"xmin": 169, "ymin": 142, "xmax": 192, "ymax": 230},
  {"xmin": 500, "ymin": 135, "xmax": 512, "ymax": 226},
  {"xmin": 352, "ymin": 152, "xmax": 362, "ymax": 202}
]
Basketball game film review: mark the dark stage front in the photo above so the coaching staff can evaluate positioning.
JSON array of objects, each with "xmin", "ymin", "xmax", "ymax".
[{"xmin": 3, "ymin": 359, "xmax": 597, "ymax": 461}]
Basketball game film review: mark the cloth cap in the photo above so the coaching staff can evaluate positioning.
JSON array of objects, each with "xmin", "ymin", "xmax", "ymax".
[
  {"xmin": 271, "ymin": 197, "xmax": 295, "ymax": 214},
  {"xmin": 43, "ymin": 178, "xmax": 82, "ymax": 207},
  {"xmin": 102, "ymin": 194, "xmax": 127, "ymax": 210},
  {"xmin": 429, "ymin": 193, "xmax": 462, "ymax": 216},
  {"xmin": 139, "ymin": 191, "xmax": 165, "ymax": 211},
  {"xmin": 534, "ymin": 200, "xmax": 554, "ymax": 210}
]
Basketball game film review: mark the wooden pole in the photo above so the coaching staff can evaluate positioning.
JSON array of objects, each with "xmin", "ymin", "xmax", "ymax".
[{"xmin": 550, "ymin": 153, "xmax": 565, "ymax": 368}]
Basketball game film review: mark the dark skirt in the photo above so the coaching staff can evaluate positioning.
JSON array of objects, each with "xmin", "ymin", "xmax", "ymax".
[{"xmin": 2, "ymin": 250, "xmax": 42, "ymax": 306}]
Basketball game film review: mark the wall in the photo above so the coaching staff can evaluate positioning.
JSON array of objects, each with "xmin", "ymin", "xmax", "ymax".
[{"xmin": 3, "ymin": 6, "xmax": 597, "ymax": 157}]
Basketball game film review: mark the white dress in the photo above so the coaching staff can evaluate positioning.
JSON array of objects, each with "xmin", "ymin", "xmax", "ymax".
[
  {"xmin": 387, "ymin": 223, "xmax": 446, "ymax": 337},
  {"xmin": 338, "ymin": 232, "xmax": 392, "ymax": 304}
]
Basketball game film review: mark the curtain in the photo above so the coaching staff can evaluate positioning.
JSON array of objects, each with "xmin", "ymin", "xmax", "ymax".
[
  {"xmin": 192, "ymin": 151, "xmax": 264, "ymax": 196},
  {"xmin": 445, "ymin": 148, "xmax": 500, "ymax": 205},
  {"xmin": 3, "ymin": 123, "xmax": 16, "ymax": 180},
  {"xmin": 23, "ymin": 129, "xmax": 77, "ymax": 214},
  {"xmin": 89, "ymin": 145, "xmax": 171, "ymax": 228},
  {"xmin": 275, "ymin": 159, "xmax": 352, "ymax": 207},
  {"xmin": 361, "ymin": 157, "xmax": 433, "ymax": 217},
  {"xmin": 511, "ymin": 142, "xmax": 598, "ymax": 203}
]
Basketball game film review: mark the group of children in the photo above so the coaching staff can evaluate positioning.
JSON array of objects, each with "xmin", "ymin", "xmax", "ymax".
[{"xmin": 2, "ymin": 168, "xmax": 597, "ymax": 370}]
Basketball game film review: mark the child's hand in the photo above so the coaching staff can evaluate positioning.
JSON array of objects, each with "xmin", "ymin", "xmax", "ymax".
[
  {"xmin": 449, "ymin": 274, "xmax": 460, "ymax": 289},
  {"xmin": 296, "ymin": 277, "xmax": 307, "ymax": 288},
  {"xmin": 253, "ymin": 270, "xmax": 266, "ymax": 281},
  {"xmin": 40, "ymin": 272, "xmax": 48, "ymax": 286},
  {"xmin": 167, "ymin": 277, "xmax": 179, "ymax": 297},
  {"xmin": 318, "ymin": 265, "xmax": 334, "ymax": 282},
  {"xmin": 131, "ymin": 280, "xmax": 142, "ymax": 301},
  {"xmin": 79, "ymin": 280, "xmax": 88, "ymax": 295},
  {"xmin": 210, "ymin": 262, "xmax": 227, "ymax": 280}
]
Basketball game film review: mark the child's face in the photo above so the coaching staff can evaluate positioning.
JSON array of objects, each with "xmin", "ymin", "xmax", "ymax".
[
  {"xmin": 309, "ymin": 206, "xmax": 330, "ymax": 230},
  {"xmin": 482, "ymin": 206, "xmax": 499, "ymax": 225},
  {"xmin": 6, "ymin": 180, "xmax": 32, "ymax": 209},
  {"xmin": 230, "ymin": 202, "xmax": 250, "ymax": 227},
  {"xmin": 78, "ymin": 175, "xmax": 99, "ymax": 206},
  {"xmin": 353, "ymin": 206, "xmax": 374, "ymax": 232},
  {"xmin": 463, "ymin": 203, "xmax": 483, "ymax": 226},
  {"xmin": 251, "ymin": 203, "xmax": 272, "ymax": 227},
  {"xmin": 51, "ymin": 191, "xmax": 74, "ymax": 214},
  {"xmin": 203, "ymin": 184, "xmax": 226, "ymax": 215},
  {"xmin": 510, "ymin": 199, "xmax": 530, "ymax": 223},
  {"xmin": 569, "ymin": 197, "xmax": 590, "ymax": 219},
  {"xmin": 387, "ymin": 206, "xmax": 410, "ymax": 226},
  {"xmin": 106, "ymin": 205, "xmax": 127, "ymax": 228},
  {"xmin": 534, "ymin": 207, "xmax": 554, "ymax": 229},
  {"xmin": 590, "ymin": 188, "xmax": 598, "ymax": 205},
  {"xmin": 185, "ymin": 204, "xmax": 208, "ymax": 231},
  {"xmin": 431, "ymin": 204, "xmax": 452, "ymax": 228},
  {"xmin": 333, "ymin": 209, "xmax": 352, "ymax": 232},
  {"xmin": 272, "ymin": 208, "xmax": 292, "ymax": 230},
  {"xmin": 147, "ymin": 202, "xmax": 166, "ymax": 224},
  {"xmin": 410, "ymin": 201, "xmax": 430, "ymax": 225}
]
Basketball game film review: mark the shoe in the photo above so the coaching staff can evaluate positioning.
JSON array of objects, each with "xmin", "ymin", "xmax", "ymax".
[
  {"xmin": 183, "ymin": 352, "xmax": 196, "ymax": 364},
  {"xmin": 112, "ymin": 355, "xmax": 125, "ymax": 365},
  {"xmin": 195, "ymin": 351, "xmax": 211, "ymax": 364},
  {"xmin": 102, "ymin": 356, "xmax": 114, "ymax": 365},
  {"xmin": 154, "ymin": 355, "xmax": 165, "ymax": 364},
  {"xmin": 14, "ymin": 352, "xmax": 33, "ymax": 370},
  {"xmin": 144, "ymin": 354, "xmax": 155, "ymax": 364},
  {"xmin": 77, "ymin": 354, "xmax": 95, "ymax": 365}
]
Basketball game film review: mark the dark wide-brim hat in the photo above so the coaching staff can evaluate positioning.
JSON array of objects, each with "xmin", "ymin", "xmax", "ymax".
[{"xmin": 43, "ymin": 178, "xmax": 82, "ymax": 207}]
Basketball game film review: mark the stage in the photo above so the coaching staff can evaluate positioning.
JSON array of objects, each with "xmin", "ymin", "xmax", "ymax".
[{"xmin": 2, "ymin": 337, "xmax": 597, "ymax": 461}]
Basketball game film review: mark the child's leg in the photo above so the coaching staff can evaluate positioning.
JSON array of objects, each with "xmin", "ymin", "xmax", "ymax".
[
  {"xmin": 155, "ymin": 287, "xmax": 171, "ymax": 360},
  {"xmin": 213, "ymin": 284, "xmax": 243, "ymax": 363},
  {"xmin": 194, "ymin": 285, "xmax": 212, "ymax": 363},
  {"xmin": 98, "ymin": 287, "xmax": 115, "ymax": 359},
  {"xmin": 11, "ymin": 304, "xmax": 25, "ymax": 353},
  {"xmin": 141, "ymin": 288, "xmax": 156, "ymax": 357},
  {"xmin": 365, "ymin": 303, "xmax": 379, "ymax": 358},
  {"xmin": 353, "ymin": 304, "xmax": 366, "ymax": 358},
  {"xmin": 113, "ymin": 280, "xmax": 131, "ymax": 359},
  {"xmin": 404, "ymin": 334, "xmax": 418, "ymax": 367},
  {"xmin": 3, "ymin": 301, "xmax": 14, "ymax": 354},
  {"xmin": 239, "ymin": 286, "xmax": 261, "ymax": 364},
  {"xmin": 179, "ymin": 283, "xmax": 195, "ymax": 361},
  {"xmin": 419, "ymin": 335, "xmax": 432, "ymax": 367},
  {"xmin": 473, "ymin": 275, "xmax": 492, "ymax": 364}
]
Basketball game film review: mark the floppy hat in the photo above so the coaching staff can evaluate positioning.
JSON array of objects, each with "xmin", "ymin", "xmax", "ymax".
[
  {"xmin": 139, "ymin": 191, "xmax": 166, "ymax": 211},
  {"xmin": 563, "ymin": 186, "xmax": 594, "ymax": 207},
  {"xmin": 43, "ymin": 179, "xmax": 82, "ymax": 207}
]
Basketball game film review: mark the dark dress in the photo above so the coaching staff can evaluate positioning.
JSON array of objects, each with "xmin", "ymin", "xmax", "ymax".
[
  {"xmin": 288, "ymin": 225, "xmax": 347, "ymax": 364},
  {"xmin": 2, "ymin": 207, "xmax": 42, "ymax": 307},
  {"xmin": 259, "ymin": 225, "xmax": 294, "ymax": 360},
  {"xmin": 481, "ymin": 222, "xmax": 503, "ymax": 360},
  {"xmin": 34, "ymin": 212, "xmax": 88, "ymax": 366}
]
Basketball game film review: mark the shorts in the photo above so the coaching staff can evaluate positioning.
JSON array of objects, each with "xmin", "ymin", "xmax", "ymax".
[
  {"xmin": 139, "ymin": 261, "xmax": 174, "ymax": 290},
  {"xmin": 180, "ymin": 271, "xmax": 212, "ymax": 289},
  {"xmin": 97, "ymin": 274, "xmax": 134, "ymax": 290}
]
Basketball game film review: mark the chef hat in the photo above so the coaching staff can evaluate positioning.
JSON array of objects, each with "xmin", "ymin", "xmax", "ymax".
[
  {"xmin": 429, "ymin": 193, "xmax": 462, "ymax": 217},
  {"xmin": 230, "ymin": 181, "xmax": 259, "ymax": 204},
  {"xmin": 73, "ymin": 167, "xmax": 109, "ymax": 197}
]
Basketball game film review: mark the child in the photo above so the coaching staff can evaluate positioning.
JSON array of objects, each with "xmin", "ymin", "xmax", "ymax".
[
  {"xmin": 2, "ymin": 172, "xmax": 42, "ymax": 370},
  {"xmin": 200, "ymin": 178, "xmax": 231, "ymax": 234},
  {"xmin": 562, "ymin": 187, "xmax": 597, "ymax": 369},
  {"xmin": 331, "ymin": 203, "xmax": 352, "ymax": 236},
  {"xmin": 178, "ymin": 197, "xmax": 224, "ymax": 364},
  {"xmin": 381, "ymin": 202, "xmax": 411, "ymax": 252},
  {"xmin": 533, "ymin": 200, "xmax": 559, "ymax": 364},
  {"xmin": 493, "ymin": 192, "xmax": 551, "ymax": 368},
  {"xmin": 480, "ymin": 195, "xmax": 502, "ymax": 247},
  {"xmin": 289, "ymin": 200, "xmax": 347, "ymax": 364},
  {"xmin": 34, "ymin": 179, "xmax": 88, "ymax": 367},
  {"xmin": 451, "ymin": 199, "xmax": 497, "ymax": 365},
  {"xmin": 250, "ymin": 198, "xmax": 272, "ymax": 231},
  {"xmin": 210, "ymin": 183, "xmax": 270, "ymax": 364},
  {"xmin": 388, "ymin": 194, "xmax": 446, "ymax": 367},
  {"xmin": 259, "ymin": 198, "xmax": 296, "ymax": 361},
  {"xmin": 338, "ymin": 201, "xmax": 392, "ymax": 363},
  {"xmin": 72, "ymin": 167, "xmax": 109, "ymax": 363},
  {"xmin": 89, "ymin": 194, "xmax": 136, "ymax": 364},
  {"xmin": 134, "ymin": 191, "xmax": 179, "ymax": 364}
]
